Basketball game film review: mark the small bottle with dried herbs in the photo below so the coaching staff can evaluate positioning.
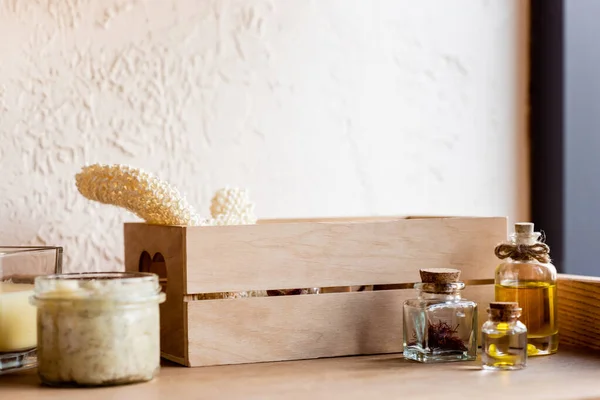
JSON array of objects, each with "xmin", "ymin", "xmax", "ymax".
[
  {"xmin": 403, "ymin": 268, "xmax": 478, "ymax": 363},
  {"xmin": 481, "ymin": 302, "xmax": 528, "ymax": 370},
  {"xmin": 494, "ymin": 222, "xmax": 558, "ymax": 356}
]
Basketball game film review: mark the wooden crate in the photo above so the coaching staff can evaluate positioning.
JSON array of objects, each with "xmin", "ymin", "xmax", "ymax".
[{"xmin": 124, "ymin": 216, "xmax": 507, "ymax": 367}]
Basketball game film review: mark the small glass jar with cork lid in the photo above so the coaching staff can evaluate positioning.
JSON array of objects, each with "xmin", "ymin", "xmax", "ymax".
[
  {"xmin": 481, "ymin": 301, "xmax": 528, "ymax": 370},
  {"xmin": 403, "ymin": 268, "xmax": 478, "ymax": 363}
]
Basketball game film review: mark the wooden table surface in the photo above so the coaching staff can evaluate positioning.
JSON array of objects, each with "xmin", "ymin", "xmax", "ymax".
[{"xmin": 2, "ymin": 347, "xmax": 600, "ymax": 400}]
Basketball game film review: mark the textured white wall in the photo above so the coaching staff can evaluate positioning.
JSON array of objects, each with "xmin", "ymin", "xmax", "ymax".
[{"xmin": 0, "ymin": 1, "xmax": 529, "ymax": 272}]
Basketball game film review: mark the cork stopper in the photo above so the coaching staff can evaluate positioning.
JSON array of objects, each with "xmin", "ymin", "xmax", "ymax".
[
  {"xmin": 419, "ymin": 268, "xmax": 461, "ymax": 284},
  {"xmin": 490, "ymin": 301, "xmax": 519, "ymax": 311},
  {"xmin": 488, "ymin": 301, "xmax": 521, "ymax": 322},
  {"xmin": 514, "ymin": 222, "xmax": 534, "ymax": 234}
]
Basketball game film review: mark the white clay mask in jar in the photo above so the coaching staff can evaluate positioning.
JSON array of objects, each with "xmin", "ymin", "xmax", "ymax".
[{"xmin": 30, "ymin": 272, "xmax": 166, "ymax": 387}]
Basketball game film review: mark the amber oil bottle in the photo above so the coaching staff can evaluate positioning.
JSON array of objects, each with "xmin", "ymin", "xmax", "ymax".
[{"xmin": 494, "ymin": 222, "xmax": 558, "ymax": 356}]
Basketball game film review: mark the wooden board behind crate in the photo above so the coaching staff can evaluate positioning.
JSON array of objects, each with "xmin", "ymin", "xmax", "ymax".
[
  {"xmin": 124, "ymin": 216, "xmax": 506, "ymax": 367},
  {"xmin": 557, "ymin": 274, "xmax": 600, "ymax": 351}
]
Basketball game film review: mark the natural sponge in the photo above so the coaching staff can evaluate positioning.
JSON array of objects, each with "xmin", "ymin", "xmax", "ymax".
[
  {"xmin": 75, "ymin": 164, "xmax": 205, "ymax": 226},
  {"xmin": 207, "ymin": 187, "xmax": 257, "ymax": 226}
]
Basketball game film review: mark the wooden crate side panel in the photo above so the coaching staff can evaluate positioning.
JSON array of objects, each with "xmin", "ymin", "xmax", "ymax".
[
  {"xmin": 186, "ymin": 285, "xmax": 494, "ymax": 367},
  {"xmin": 184, "ymin": 217, "xmax": 507, "ymax": 294},
  {"xmin": 558, "ymin": 274, "xmax": 600, "ymax": 351},
  {"xmin": 124, "ymin": 223, "xmax": 188, "ymax": 365}
]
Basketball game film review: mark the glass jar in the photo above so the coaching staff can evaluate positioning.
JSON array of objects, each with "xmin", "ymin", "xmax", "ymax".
[
  {"xmin": 0, "ymin": 246, "xmax": 62, "ymax": 374},
  {"xmin": 481, "ymin": 301, "xmax": 527, "ymax": 370},
  {"xmin": 494, "ymin": 222, "xmax": 558, "ymax": 356},
  {"xmin": 403, "ymin": 268, "xmax": 478, "ymax": 363},
  {"xmin": 30, "ymin": 272, "xmax": 166, "ymax": 387}
]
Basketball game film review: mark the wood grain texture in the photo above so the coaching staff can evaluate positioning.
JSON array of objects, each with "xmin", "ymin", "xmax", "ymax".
[
  {"xmin": 183, "ymin": 217, "xmax": 507, "ymax": 294},
  {"xmin": 256, "ymin": 216, "xmax": 494, "ymax": 224},
  {"xmin": 3, "ymin": 348, "xmax": 600, "ymax": 400},
  {"xmin": 257, "ymin": 216, "xmax": 411, "ymax": 224},
  {"xmin": 186, "ymin": 285, "xmax": 494, "ymax": 367},
  {"xmin": 558, "ymin": 274, "xmax": 600, "ymax": 351},
  {"xmin": 124, "ymin": 223, "xmax": 188, "ymax": 364}
]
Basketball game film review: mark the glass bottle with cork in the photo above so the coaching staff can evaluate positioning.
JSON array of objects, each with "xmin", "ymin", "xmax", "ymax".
[
  {"xmin": 494, "ymin": 222, "xmax": 558, "ymax": 356},
  {"xmin": 481, "ymin": 301, "xmax": 528, "ymax": 370},
  {"xmin": 403, "ymin": 268, "xmax": 478, "ymax": 363}
]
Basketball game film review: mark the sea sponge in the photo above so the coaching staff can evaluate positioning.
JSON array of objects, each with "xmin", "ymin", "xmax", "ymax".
[
  {"xmin": 207, "ymin": 187, "xmax": 257, "ymax": 226},
  {"xmin": 75, "ymin": 164, "xmax": 205, "ymax": 226}
]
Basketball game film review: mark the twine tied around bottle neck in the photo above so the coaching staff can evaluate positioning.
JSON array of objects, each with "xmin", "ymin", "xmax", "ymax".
[{"xmin": 494, "ymin": 233, "xmax": 551, "ymax": 264}]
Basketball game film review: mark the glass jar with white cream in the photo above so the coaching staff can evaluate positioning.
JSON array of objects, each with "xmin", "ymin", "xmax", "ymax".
[{"xmin": 30, "ymin": 272, "xmax": 166, "ymax": 387}]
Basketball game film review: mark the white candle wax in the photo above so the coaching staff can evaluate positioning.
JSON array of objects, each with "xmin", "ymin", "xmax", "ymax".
[{"xmin": 0, "ymin": 282, "xmax": 36, "ymax": 352}]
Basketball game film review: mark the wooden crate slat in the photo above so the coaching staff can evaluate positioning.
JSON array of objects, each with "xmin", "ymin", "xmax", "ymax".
[
  {"xmin": 185, "ymin": 285, "xmax": 494, "ymax": 367},
  {"xmin": 184, "ymin": 217, "xmax": 506, "ymax": 294}
]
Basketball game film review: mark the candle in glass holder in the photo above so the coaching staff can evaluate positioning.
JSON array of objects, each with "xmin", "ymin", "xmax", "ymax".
[
  {"xmin": 0, "ymin": 281, "xmax": 37, "ymax": 352},
  {"xmin": 0, "ymin": 246, "xmax": 62, "ymax": 373}
]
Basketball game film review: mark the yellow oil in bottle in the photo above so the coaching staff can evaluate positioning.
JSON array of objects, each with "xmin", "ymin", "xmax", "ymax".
[
  {"xmin": 482, "ymin": 333, "xmax": 527, "ymax": 369},
  {"xmin": 495, "ymin": 281, "xmax": 558, "ymax": 356}
]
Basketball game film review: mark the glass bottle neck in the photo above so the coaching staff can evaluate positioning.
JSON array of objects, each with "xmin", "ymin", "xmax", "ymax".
[
  {"xmin": 511, "ymin": 231, "xmax": 541, "ymax": 246},
  {"xmin": 488, "ymin": 318, "xmax": 520, "ymax": 327},
  {"xmin": 414, "ymin": 282, "xmax": 465, "ymax": 302},
  {"xmin": 418, "ymin": 291, "xmax": 463, "ymax": 301},
  {"xmin": 488, "ymin": 309, "xmax": 521, "ymax": 323}
]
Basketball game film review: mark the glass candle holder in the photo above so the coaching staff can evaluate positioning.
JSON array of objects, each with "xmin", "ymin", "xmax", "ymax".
[{"xmin": 0, "ymin": 246, "xmax": 62, "ymax": 374}]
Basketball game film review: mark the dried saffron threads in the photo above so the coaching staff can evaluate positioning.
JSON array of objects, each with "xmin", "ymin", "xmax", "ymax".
[
  {"xmin": 426, "ymin": 321, "xmax": 468, "ymax": 352},
  {"xmin": 406, "ymin": 321, "xmax": 468, "ymax": 352}
]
